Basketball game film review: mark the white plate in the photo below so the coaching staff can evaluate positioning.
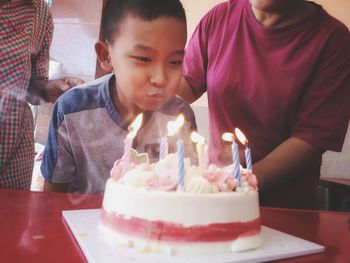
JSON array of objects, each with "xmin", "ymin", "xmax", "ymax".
[{"xmin": 63, "ymin": 209, "xmax": 324, "ymax": 263}]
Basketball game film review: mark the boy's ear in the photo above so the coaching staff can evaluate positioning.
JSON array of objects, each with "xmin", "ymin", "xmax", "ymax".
[{"xmin": 95, "ymin": 41, "xmax": 113, "ymax": 73}]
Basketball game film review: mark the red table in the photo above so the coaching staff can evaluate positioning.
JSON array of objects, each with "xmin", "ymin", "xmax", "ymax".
[{"xmin": 1, "ymin": 189, "xmax": 349, "ymax": 262}]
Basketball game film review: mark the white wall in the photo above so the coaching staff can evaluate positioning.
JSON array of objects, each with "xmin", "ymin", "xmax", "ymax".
[{"xmin": 50, "ymin": 0, "xmax": 103, "ymax": 81}]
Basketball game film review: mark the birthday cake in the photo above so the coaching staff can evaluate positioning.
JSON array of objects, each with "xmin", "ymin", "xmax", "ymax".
[{"xmin": 99, "ymin": 151, "xmax": 262, "ymax": 255}]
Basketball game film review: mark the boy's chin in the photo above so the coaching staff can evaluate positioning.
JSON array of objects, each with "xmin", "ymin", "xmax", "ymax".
[
  {"xmin": 142, "ymin": 104, "xmax": 163, "ymax": 112},
  {"xmin": 140, "ymin": 101, "xmax": 168, "ymax": 112}
]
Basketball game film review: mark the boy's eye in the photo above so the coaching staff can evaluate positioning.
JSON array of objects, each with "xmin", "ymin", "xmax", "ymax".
[
  {"xmin": 169, "ymin": 60, "xmax": 183, "ymax": 66},
  {"xmin": 132, "ymin": 56, "xmax": 151, "ymax": 62}
]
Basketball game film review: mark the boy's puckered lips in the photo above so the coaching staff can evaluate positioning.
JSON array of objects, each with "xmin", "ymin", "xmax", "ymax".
[{"xmin": 146, "ymin": 90, "xmax": 166, "ymax": 101}]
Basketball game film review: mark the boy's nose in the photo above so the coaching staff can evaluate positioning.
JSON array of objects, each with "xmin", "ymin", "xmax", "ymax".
[{"xmin": 150, "ymin": 66, "xmax": 167, "ymax": 87}]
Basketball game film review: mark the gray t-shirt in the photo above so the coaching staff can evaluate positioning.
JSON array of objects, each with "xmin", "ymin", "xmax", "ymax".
[{"xmin": 41, "ymin": 74, "xmax": 197, "ymax": 194}]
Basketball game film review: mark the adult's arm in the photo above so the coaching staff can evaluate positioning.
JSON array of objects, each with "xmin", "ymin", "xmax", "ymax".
[
  {"xmin": 177, "ymin": 76, "xmax": 205, "ymax": 104},
  {"xmin": 253, "ymin": 137, "xmax": 324, "ymax": 191}
]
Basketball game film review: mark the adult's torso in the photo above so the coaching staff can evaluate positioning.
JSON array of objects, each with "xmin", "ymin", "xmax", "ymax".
[{"xmin": 200, "ymin": 0, "xmax": 335, "ymax": 168}]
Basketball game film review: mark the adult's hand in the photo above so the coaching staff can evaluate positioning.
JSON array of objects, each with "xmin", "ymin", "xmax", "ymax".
[
  {"xmin": 45, "ymin": 77, "xmax": 84, "ymax": 103},
  {"xmin": 28, "ymin": 77, "xmax": 84, "ymax": 104},
  {"xmin": 63, "ymin": 76, "xmax": 85, "ymax": 88}
]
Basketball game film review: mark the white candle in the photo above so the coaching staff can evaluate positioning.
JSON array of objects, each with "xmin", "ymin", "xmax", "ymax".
[
  {"xmin": 203, "ymin": 144, "xmax": 209, "ymax": 168},
  {"xmin": 167, "ymin": 115, "xmax": 185, "ymax": 188},
  {"xmin": 191, "ymin": 131, "xmax": 206, "ymax": 173}
]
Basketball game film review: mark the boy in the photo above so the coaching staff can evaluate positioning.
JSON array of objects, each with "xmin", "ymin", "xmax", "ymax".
[{"xmin": 41, "ymin": 0, "xmax": 196, "ymax": 194}]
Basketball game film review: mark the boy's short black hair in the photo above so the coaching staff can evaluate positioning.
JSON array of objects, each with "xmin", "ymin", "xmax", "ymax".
[{"xmin": 102, "ymin": 0, "xmax": 186, "ymax": 43}]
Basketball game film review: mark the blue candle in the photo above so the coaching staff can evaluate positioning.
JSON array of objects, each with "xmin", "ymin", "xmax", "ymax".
[
  {"xmin": 177, "ymin": 139, "xmax": 185, "ymax": 187},
  {"xmin": 245, "ymin": 145, "xmax": 252, "ymax": 171},
  {"xmin": 159, "ymin": 136, "xmax": 168, "ymax": 159},
  {"xmin": 232, "ymin": 141, "xmax": 241, "ymax": 181},
  {"xmin": 234, "ymin": 128, "xmax": 252, "ymax": 172}
]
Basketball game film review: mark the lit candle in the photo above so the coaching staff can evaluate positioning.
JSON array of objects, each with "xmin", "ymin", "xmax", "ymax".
[
  {"xmin": 177, "ymin": 139, "xmax": 185, "ymax": 186},
  {"xmin": 235, "ymin": 128, "xmax": 252, "ymax": 171},
  {"xmin": 191, "ymin": 131, "xmax": 206, "ymax": 174},
  {"xmin": 159, "ymin": 136, "xmax": 168, "ymax": 159},
  {"xmin": 122, "ymin": 113, "xmax": 143, "ymax": 176},
  {"xmin": 203, "ymin": 144, "xmax": 209, "ymax": 168},
  {"xmin": 167, "ymin": 115, "xmax": 185, "ymax": 188},
  {"xmin": 222, "ymin": 132, "xmax": 240, "ymax": 181}
]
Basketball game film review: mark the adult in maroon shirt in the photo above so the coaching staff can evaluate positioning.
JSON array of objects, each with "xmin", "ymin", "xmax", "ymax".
[{"xmin": 179, "ymin": 0, "xmax": 350, "ymax": 209}]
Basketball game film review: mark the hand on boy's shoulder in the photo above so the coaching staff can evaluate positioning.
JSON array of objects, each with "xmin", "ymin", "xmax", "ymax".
[
  {"xmin": 45, "ymin": 77, "xmax": 84, "ymax": 103},
  {"xmin": 63, "ymin": 77, "xmax": 85, "ymax": 87}
]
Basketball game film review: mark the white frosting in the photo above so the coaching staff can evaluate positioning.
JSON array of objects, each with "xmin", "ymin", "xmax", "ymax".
[
  {"xmin": 103, "ymin": 179, "xmax": 259, "ymax": 226},
  {"xmin": 185, "ymin": 176, "xmax": 212, "ymax": 193},
  {"xmin": 120, "ymin": 168, "xmax": 153, "ymax": 187}
]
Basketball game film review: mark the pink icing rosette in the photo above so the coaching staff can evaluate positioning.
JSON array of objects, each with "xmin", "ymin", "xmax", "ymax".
[
  {"xmin": 203, "ymin": 164, "xmax": 239, "ymax": 192},
  {"xmin": 146, "ymin": 175, "xmax": 177, "ymax": 191},
  {"xmin": 241, "ymin": 170, "xmax": 258, "ymax": 190}
]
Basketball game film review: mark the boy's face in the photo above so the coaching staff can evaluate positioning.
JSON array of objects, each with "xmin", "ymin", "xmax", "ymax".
[{"xmin": 108, "ymin": 15, "xmax": 187, "ymax": 114}]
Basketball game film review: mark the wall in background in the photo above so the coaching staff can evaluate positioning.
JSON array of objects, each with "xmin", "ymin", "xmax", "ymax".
[
  {"xmin": 50, "ymin": 0, "xmax": 103, "ymax": 81},
  {"xmin": 314, "ymin": 0, "xmax": 350, "ymax": 28}
]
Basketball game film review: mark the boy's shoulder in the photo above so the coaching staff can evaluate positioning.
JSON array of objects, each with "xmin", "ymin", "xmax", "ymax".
[{"xmin": 56, "ymin": 74, "xmax": 112, "ymax": 115}]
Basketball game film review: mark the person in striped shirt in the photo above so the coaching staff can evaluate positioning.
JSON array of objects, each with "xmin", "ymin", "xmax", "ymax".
[{"xmin": 0, "ymin": 0, "xmax": 83, "ymax": 189}]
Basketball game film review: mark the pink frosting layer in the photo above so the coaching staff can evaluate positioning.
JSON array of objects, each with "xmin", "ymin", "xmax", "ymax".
[{"xmin": 100, "ymin": 208, "xmax": 261, "ymax": 243}]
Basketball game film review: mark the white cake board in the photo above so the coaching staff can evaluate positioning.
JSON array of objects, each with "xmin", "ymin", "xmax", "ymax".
[{"xmin": 62, "ymin": 209, "xmax": 324, "ymax": 263}]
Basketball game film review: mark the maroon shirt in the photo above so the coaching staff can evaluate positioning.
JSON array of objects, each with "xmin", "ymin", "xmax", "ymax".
[{"xmin": 184, "ymin": 0, "xmax": 350, "ymax": 208}]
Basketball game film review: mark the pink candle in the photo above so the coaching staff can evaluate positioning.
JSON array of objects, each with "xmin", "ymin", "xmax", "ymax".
[
  {"xmin": 122, "ymin": 114, "xmax": 143, "ymax": 176},
  {"xmin": 122, "ymin": 137, "xmax": 133, "ymax": 176}
]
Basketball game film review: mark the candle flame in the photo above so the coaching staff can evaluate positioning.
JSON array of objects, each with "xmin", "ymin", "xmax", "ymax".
[
  {"xmin": 167, "ymin": 114, "xmax": 185, "ymax": 136},
  {"xmin": 235, "ymin": 128, "xmax": 248, "ymax": 145},
  {"xmin": 127, "ymin": 113, "xmax": 143, "ymax": 139},
  {"xmin": 191, "ymin": 131, "xmax": 206, "ymax": 144},
  {"xmin": 222, "ymin": 132, "xmax": 235, "ymax": 142}
]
